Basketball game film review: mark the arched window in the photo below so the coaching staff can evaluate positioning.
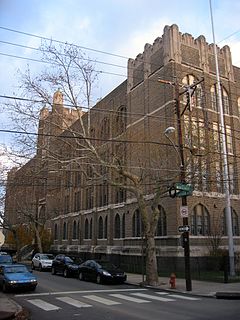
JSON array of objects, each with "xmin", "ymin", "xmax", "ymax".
[
  {"xmin": 132, "ymin": 209, "xmax": 142, "ymax": 237},
  {"xmin": 115, "ymin": 105, "xmax": 127, "ymax": 135},
  {"xmin": 191, "ymin": 204, "xmax": 210, "ymax": 236},
  {"xmin": 63, "ymin": 222, "xmax": 68, "ymax": 240},
  {"xmin": 98, "ymin": 216, "xmax": 103, "ymax": 239},
  {"xmin": 72, "ymin": 220, "xmax": 77, "ymax": 239},
  {"xmin": 84, "ymin": 219, "xmax": 89, "ymax": 239},
  {"xmin": 223, "ymin": 208, "xmax": 239, "ymax": 236},
  {"xmin": 104, "ymin": 216, "xmax": 108, "ymax": 238},
  {"xmin": 77, "ymin": 221, "xmax": 80, "ymax": 239},
  {"xmin": 155, "ymin": 205, "xmax": 167, "ymax": 236},
  {"xmin": 210, "ymin": 85, "xmax": 230, "ymax": 114},
  {"xmin": 114, "ymin": 214, "xmax": 121, "ymax": 238},
  {"xmin": 54, "ymin": 224, "xmax": 58, "ymax": 240},
  {"xmin": 122, "ymin": 213, "xmax": 126, "ymax": 238},
  {"xmin": 89, "ymin": 218, "xmax": 92, "ymax": 239}
]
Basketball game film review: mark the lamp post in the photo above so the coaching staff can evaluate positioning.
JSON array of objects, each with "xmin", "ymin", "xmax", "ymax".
[{"xmin": 165, "ymin": 122, "xmax": 192, "ymax": 291}]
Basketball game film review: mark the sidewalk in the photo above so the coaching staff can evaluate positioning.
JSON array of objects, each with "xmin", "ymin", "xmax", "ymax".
[
  {"xmin": 126, "ymin": 273, "xmax": 240, "ymax": 298},
  {"xmin": 0, "ymin": 274, "xmax": 239, "ymax": 319}
]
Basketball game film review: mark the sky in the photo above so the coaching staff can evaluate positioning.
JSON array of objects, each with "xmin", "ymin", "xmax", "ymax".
[{"xmin": 0, "ymin": 0, "xmax": 240, "ymax": 164}]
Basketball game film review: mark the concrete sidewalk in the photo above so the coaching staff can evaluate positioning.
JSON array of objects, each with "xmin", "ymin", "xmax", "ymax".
[
  {"xmin": 0, "ymin": 274, "xmax": 239, "ymax": 319},
  {"xmin": 126, "ymin": 273, "xmax": 240, "ymax": 298}
]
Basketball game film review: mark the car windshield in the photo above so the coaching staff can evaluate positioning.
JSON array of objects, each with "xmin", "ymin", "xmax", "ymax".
[
  {"xmin": 0, "ymin": 256, "xmax": 12, "ymax": 263},
  {"xmin": 5, "ymin": 266, "xmax": 28, "ymax": 273},
  {"xmin": 65, "ymin": 257, "xmax": 74, "ymax": 263},
  {"xmin": 97, "ymin": 261, "xmax": 117, "ymax": 269},
  {"xmin": 40, "ymin": 254, "xmax": 54, "ymax": 260}
]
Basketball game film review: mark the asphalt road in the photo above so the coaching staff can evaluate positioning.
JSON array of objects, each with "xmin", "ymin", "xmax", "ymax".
[{"xmin": 6, "ymin": 270, "xmax": 240, "ymax": 320}]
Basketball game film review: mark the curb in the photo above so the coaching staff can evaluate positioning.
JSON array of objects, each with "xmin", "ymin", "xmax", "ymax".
[
  {"xmin": 216, "ymin": 292, "xmax": 240, "ymax": 300},
  {"xmin": 126, "ymin": 280, "xmax": 216, "ymax": 299}
]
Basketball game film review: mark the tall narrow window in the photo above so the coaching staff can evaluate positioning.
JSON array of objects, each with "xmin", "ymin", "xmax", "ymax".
[
  {"xmin": 222, "ymin": 88, "xmax": 230, "ymax": 115},
  {"xmin": 84, "ymin": 219, "xmax": 89, "ymax": 239},
  {"xmin": 226, "ymin": 125, "xmax": 233, "ymax": 154},
  {"xmin": 132, "ymin": 209, "xmax": 142, "ymax": 237},
  {"xmin": 122, "ymin": 213, "xmax": 126, "ymax": 238},
  {"xmin": 223, "ymin": 208, "xmax": 239, "ymax": 236},
  {"xmin": 63, "ymin": 222, "xmax": 67, "ymax": 240},
  {"xmin": 114, "ymin": 214, "xmax": 121, "ymax": 238},
  {"xmin": 104, "ymin": 216, "xmax": 108, "ymax": 239},
  {"xmin": 155, "ymin": 206, "xmax": 167, "ymax": 236},
  {"xmin": 72, "ymin": 220, "xmax": 77, "ymax": 239},
  {"xmin": 54, "ymin": 224, "xmax": 58, "ymax": 240},
  {"xmin": 238, "ymin": 97, "xmax": 240, "ymax": 117},
  {"xmin": 98, "ymin": 216, "xmax": 103, "ymax": 239},
  {"xmin": 89, "ymin": 218, "xmax": 92, "ymax": 239},
  {"xmin": 191, "ymin": 204, "xmax": 210, "ymax": 236}
]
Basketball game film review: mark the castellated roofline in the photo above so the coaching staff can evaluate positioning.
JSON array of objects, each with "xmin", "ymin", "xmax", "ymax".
[{"xmin": 127, "ymin": 23, "xmax": 234, "ymax": 92}]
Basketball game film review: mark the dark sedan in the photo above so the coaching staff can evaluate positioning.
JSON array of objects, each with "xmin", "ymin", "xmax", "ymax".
[
  {"xmin": 78, "ymin": 260, "xmax": 127, "ymax": 284},
  {"xmin": 51, "ymin": 254, "xmax": 82, "ymax": 278},
  {"xmin": 0, "ymin": 264, "xmax": 37, "ymax": 292}
]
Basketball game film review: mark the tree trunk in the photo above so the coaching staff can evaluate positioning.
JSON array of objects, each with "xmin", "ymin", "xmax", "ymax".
[
  {"xmin": 145, "ymin": 234, "xmax": 159, "ymax": 286},
  {"xmin": 34, "ymin": 225, "xmax": 43, "ymax": 253}
]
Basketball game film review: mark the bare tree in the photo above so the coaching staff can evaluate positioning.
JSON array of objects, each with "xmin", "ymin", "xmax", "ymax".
[{"xmin": 4, "ymin": 42, "xmax": 177, "ymax": 285}]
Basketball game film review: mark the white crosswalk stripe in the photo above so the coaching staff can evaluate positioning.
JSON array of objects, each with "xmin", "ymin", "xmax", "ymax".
[
  {"xmin": 27, "ymin": 299, "xmax": 61, "ymax": 311},
  {"xmin": 110, "ymin": 293, "xmax": 150, "ymax": 303},
  {"xmin": 131, "ymin": 292, "xmax": 175, "ymax": 302},
  {"xmin": 56, "ymin": 297, "xmax": 92, "ymax": 308},
  {"xmin": 162, "ymin": 294, "xmax": 201, "ymax": 301},
  {"xmin": 23, "ymin": 290, "xmax": 202, "ymax": 312},
  {"xmin": 83, "ymin": 295, "xmax": 121, "ymax": 305}
]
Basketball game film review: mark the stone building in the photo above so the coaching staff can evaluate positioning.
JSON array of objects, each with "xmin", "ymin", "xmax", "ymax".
[{"xmin": 4, "ymin": 24, "xmax": 240, "ymax": 270}]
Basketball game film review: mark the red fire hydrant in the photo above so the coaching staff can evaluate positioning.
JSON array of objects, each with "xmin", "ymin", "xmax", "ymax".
[{"xmin": 169, "ymin": 273, "xmax": 176, "ymax": 289}]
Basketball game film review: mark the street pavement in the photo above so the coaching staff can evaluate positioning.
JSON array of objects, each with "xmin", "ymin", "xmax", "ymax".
[{"xmin": 0, "ymin": 273, "xmax": 239, "ymax": 319}]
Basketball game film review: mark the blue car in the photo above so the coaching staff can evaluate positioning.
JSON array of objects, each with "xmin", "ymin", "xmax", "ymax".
[{"xmin": 0, "ymin": 264, "xmax": 38, "ymax": 292}]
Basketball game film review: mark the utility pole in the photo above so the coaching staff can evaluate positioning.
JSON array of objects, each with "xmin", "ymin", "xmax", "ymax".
[
  {"xmin": 175, "ymin": 82, "xmax": 192, "ymax": 292},
  {"xmin": 159, "ymin": 77, "xmax": 204, "ymax": 292},
  {"xmin": 209, "ymin": 0, "xmax": 235, "ymax": 276}
]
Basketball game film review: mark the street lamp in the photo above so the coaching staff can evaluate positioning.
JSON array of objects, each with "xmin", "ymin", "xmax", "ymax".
[{"xmin": 165, "ymin": 126, "xmax": 192, "ymax": 291}]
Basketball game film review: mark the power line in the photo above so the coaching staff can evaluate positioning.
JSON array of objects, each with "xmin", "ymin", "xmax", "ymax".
[
  {"xmin": 0, "ymin": 26, "xmax": 129, "ymax": 60},
  {"xmin": 0, "ymin": 52, "xmax": 127, "ymax": 78}
]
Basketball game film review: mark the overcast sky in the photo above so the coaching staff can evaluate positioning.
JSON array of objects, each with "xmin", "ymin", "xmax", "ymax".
[{"xmin": 0, "ymin": 0, "xmax": 240, "ymax": 152}]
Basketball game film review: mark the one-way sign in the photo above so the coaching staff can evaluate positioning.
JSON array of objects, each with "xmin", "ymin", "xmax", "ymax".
[{"xmin": 178, "ymin": 225, "xmax": 190, "ymax": 232}]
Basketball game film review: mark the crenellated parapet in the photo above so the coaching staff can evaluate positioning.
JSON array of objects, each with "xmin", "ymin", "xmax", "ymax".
[{"xmin": 127, "ymin": 24, "xmax": 234, "ymax": 92}]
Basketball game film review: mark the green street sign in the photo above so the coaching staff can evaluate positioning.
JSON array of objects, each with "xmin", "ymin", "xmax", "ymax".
[{"xmin": 169, "ymin": 183, "xmax": 193, "ymax": 198}]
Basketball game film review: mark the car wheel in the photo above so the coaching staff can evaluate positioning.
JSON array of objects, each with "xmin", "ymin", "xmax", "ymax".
[
  {"xmin": 51, "ymin": 267, "xmax": 56, "ymax": 275},
  {"xmin": 96, "ymin": 274, "xmax": 102, "ymax": 284},
  {"xmin": 78, "ymin": 272, "xmax": 84, "ymax": 281},
  {"xmin": 31, "ymin": 263, "xmax": 35, "ymax": 270},
  {"xmin": 2, "ymin": 282, "xmax": 8, "ymax": 293},
  {"xmin": 39, "ymin": 264, "xmax": 42, "ymax": 272},
  {"xmin": 63, "ymin": 268, "xmax": 68, "ymax": 278}
]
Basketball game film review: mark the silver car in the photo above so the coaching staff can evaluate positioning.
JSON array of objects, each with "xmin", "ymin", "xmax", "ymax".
[{"xmin": 31, "ymin": 253, "xmax": 54, "ymax": 271}]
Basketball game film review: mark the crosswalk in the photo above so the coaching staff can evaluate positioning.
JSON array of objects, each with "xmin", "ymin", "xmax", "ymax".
[{"xmin": 19, "ymin": 290, "xmax": 201, "ymax": 312}]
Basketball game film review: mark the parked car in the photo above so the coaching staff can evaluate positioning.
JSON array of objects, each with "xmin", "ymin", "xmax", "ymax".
[
  {"xmin": 51, "ymin": 254, "xmax": 82, "ymax": 278},
  {"xmin": 31, "ymin": 253, "xmax": 55, "ymax": 271},
  {"xmin": 78, "ymin": 260, "xmax": 127, "ymax": 284},
  {"xmin": 0, "ymin": 254, "xmax": 13, "ymax": 266},
  {"xmin": 0, "ymin": 264, "xmax": 37, "ymax": 292}
]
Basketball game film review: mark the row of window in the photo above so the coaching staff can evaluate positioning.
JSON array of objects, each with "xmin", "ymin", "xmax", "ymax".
[{"xmin": 54, "ymin": 204, "xmax": 239, "ymax": 241}]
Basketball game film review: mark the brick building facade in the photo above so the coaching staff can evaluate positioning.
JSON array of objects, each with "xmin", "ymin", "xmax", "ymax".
[{"xmin": 4, "ymin": 24, "xmax": 240, "ymax": 264}]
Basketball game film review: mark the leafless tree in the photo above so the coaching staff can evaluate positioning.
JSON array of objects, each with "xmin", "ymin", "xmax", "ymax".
[{"xmin": 4, "ymin": 42, "xmax": 180, "ymax": 285}]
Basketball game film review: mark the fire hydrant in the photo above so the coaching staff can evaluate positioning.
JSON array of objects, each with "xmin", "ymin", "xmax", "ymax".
[{"xmin": 169, "ymin": 273, "xmax": 176, "ymax": 289}]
